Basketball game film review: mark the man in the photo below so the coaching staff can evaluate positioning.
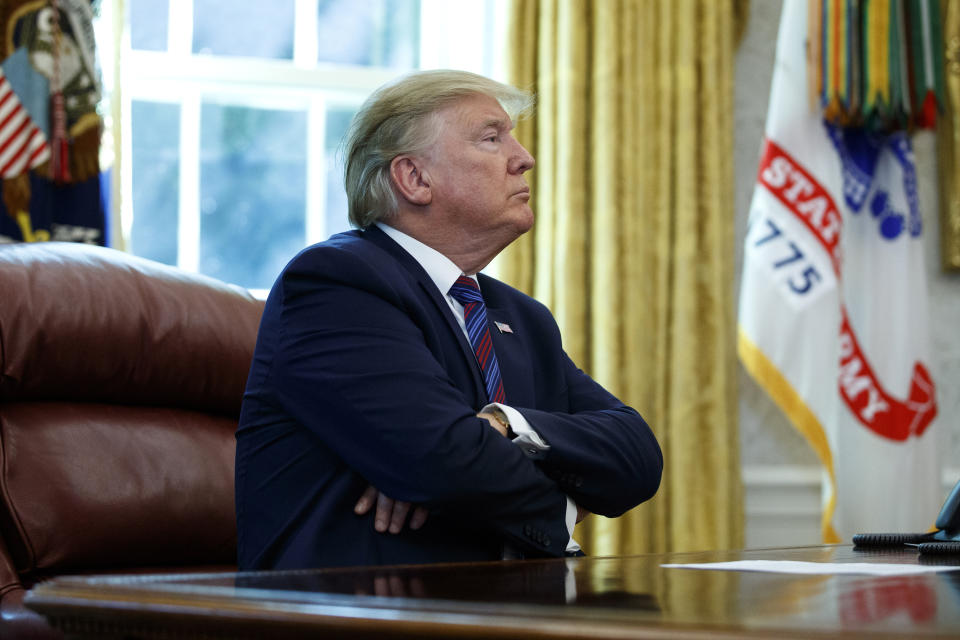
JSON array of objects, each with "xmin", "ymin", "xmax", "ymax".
[{"xmin": 235, "ymin": 70, "xmax": 662, "ymax": 570}]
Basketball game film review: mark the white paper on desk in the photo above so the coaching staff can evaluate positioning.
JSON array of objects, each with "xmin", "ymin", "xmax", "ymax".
[{"xmin": 661, "ymin": 560, "xmax": 958, "ymax": 576}]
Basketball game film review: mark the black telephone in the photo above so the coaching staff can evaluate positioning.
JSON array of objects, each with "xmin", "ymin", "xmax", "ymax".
[{"xmin": 853, "ymin": 477, "xmax": 960, "ymax": 554}]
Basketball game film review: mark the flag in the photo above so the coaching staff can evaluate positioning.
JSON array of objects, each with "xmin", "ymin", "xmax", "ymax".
[
  {"xmin": 738, "ymin": 0, "xmax": 940, "ymax": 543},
  {"xmin": 0, "ymin": 65, "xmax": 50, "ymax": 178},
  {"xmin": 815, "ymin": 0, "xmax": 945, "ymax": 133}
]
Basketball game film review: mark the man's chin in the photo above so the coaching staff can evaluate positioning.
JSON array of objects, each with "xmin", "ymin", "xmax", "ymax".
[{"xmin": 512, "ymin": 207, "xmax": 535, "ymax": 235}]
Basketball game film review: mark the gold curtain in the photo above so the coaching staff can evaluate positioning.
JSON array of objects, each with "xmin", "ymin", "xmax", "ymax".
[
  {"xmin": 503, "ymin": 0, "xmax": 744, "ymax": 554},
  {"xmin": 940, "ymin": 0, "xmax": 960, "ymax": 270}
]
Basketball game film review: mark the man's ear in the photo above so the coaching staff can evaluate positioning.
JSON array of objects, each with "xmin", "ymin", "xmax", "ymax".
[{"xmin": 389, "ymin": 155, "xmax": 432, "ymax": 206}]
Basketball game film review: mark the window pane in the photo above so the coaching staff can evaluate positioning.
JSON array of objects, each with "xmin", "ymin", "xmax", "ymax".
[
  {"xmin": 193, "ymin": 0, "xmax": 294, "ymax": 59},
  {"xmin": 130, "ymin": 100, "xmax": 179, "ymax": 265},
  {"xmin": 130, "ymin": 0, "xmax": 168, "ymax": 51},
  {"xmin": 324, "ymin": 107, "xmax": 356, "ymax": 236},
  {"xmin": 199, "ymin": 104, "xmax": 307, "ymax": 289},
  {"xmin": 317, "ymin": 0, "xmax": 419, "ymax": 68}
]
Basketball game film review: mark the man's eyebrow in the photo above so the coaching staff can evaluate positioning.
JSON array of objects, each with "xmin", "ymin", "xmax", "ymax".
[{"xmin": 474, "ymin": 117, "xmax": 512, "ymax": 133}]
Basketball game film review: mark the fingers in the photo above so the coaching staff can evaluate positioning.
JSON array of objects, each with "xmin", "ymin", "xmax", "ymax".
[
  {"xmin": 375, "ymin": 492, "xmax": 395, "ymax": 532},
  {"xmin": 354, "ymin": 485, "xmax": 378, "ymax": 515},
  {"xmin": 388, "ymin": 500, "xmax": 411, "ymax": 534},
  {"xmin": 357, "ymin": 485, "xmax": 429, "ymax": 533},
  {"xmin": 409, "ymin": 506, "xmax": 429, "ymax": 530},
  {"xmin": 375, "ymin": 493, "xmax": 416, "ymax": 534}
]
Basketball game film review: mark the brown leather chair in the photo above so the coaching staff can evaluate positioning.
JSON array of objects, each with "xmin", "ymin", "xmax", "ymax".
[{"xmin": 0, "ymin": 242, "xmax": 264, "ymax": 637}]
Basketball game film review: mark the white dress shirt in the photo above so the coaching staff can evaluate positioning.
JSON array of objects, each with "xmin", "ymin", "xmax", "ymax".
[{"xmin": 377, "ymin": 223, "xmax": 580, "ymax": 553}]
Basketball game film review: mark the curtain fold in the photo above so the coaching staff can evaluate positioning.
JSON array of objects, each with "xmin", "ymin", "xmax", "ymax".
[
  {"xmin": 503, "ymin": 0, "xmax": 744, "ymax": 554},
  {"xmin": 940, "ymin": 0, "xmax": 960, "ymax": 270}
]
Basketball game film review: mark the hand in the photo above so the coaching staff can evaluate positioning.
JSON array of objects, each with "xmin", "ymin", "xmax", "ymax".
[
  {"xmin": 477, "ymin": 411, "xmax": 509, "ymax": 437},
  {"xmin": 354, "ymin": 485, "xmax": 428, "ymax": 534}
]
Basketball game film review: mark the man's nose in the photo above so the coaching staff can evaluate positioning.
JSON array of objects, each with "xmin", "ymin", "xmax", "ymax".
[{"xmin": 509, "ymin": 138, "xmax": 535, "ymax": 174}]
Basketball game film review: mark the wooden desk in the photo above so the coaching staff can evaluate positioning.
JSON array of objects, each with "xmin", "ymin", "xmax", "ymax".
[{"xmin": 23, "ymin": 544, "xmax": 960, "ymax": 639}]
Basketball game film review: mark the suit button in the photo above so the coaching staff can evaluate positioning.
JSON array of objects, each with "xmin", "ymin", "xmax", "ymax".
[
  {"xmin": 544, "ymin": 536, "xmax": 551, "ymax": 546},
  {"xmin": 574, "ymin": 476, "xmax": 583, "ymax": 487},
  {"xmin": 524, "ymin": 525, "xmax": 532, "ymax": 536}
]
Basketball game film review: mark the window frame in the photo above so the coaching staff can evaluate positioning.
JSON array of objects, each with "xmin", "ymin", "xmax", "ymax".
[{"xmin": 99, "ymin": 0, "xmax": 506, "ymax": 291}]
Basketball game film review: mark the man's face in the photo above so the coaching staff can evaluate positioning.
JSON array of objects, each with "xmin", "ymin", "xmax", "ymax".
[{"xmin": 421, "ymin": 93, "xmax": 536, "ymax": 247}]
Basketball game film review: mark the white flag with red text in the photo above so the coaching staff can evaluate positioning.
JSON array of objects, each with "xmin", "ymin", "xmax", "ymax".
[{"xmin": 738, "ymin": 0, "xmax": 940, "ymax": 542}]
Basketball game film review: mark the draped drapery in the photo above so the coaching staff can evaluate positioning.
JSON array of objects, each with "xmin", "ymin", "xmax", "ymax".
[
  {"xmin": 940, "ymin": 0, "xmax": 960, "ymax": 270},
  {"xmin": 502, "ymin": 0, "xmax": 745, "ymax": 554}
]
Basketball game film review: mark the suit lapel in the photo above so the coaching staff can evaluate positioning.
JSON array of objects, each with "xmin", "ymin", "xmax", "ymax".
[
  {"xmin": 485, "ymin": 305, "xmax": 534, "ymax": 408},
  {"xmin": 414, "ymin": 277, "xmax": 486, "ymax": 399},
  {"xmin": 362, "ymin": 226, "xmax": 487, "ymax": 406}
]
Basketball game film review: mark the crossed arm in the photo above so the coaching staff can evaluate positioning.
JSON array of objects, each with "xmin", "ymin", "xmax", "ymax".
[
  {"xmin": 354, "ymin": 412, "xmax": 589, "ymax": 533},
  {"xmin": 273, "ymin": 250, "xmax": 657, "ymax": 552}
]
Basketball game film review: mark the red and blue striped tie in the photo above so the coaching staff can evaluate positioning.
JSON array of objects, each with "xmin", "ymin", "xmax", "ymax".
[{"xmin": 448, "ymin": 276, "xmax": 506, "ymax": 404}]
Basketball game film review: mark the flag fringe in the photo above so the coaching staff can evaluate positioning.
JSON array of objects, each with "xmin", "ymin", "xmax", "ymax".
[{"xmin": 738, "ymin": 329, "xmax": 842, "ymax": 544}]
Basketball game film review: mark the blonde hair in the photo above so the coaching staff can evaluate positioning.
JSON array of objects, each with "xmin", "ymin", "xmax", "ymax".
[{"xmin": 343, "ymin": 69, "xmax": 533, "ymax": 229}]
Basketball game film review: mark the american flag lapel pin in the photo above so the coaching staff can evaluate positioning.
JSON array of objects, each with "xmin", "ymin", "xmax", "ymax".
[{"xmin": 494, "ymin": 321, "xmax": 513, "ymax": 334}]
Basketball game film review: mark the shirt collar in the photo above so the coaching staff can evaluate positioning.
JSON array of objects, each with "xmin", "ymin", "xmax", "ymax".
[{"xmin": 376, "ymin": 223, "xmax": 477, "ymax": 296}]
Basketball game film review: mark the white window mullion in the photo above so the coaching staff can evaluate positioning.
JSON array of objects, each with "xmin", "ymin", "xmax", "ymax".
[
  {"xmin": 167, "ymin": 0, "xmax": 194, "ymax": 56},
  {"xmin": 305, "ymin": 95, "xmax": 327, "ymax": 244},
  {"xmin": 487, "ymin": 0, "xmax": 509, "ymax": 80},
  {"xmin": 116, "ymin": 0, "xmax": 504, "ymax": 288},
  {"xmin": 293, "ymin": 0, "xmax": 319, "ymax": 68},
  {"xmin": 178, "ymin": 93, "xmax": 201, "ymax": 273},
  {"xmin": 418, "ymin": 0, "xmax": 443, "ymax": 70},
  {"xmin": 119, "ymin": 19, "xmax": 134, "ymax": 248},
  {"xmin": 419, "ymin": 0, "xmax": 489, "ymax": 73}
]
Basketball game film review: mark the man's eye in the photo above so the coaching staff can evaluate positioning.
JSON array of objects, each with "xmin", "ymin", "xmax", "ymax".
[{"xmin": 485, "ymin": 134, "xmax": 499, "ymax": 143}]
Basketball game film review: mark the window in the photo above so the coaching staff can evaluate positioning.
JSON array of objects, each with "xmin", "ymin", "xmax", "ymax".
[{"xmin": 98, "ymin": 0, "xmax": 506, "ymax": 292}]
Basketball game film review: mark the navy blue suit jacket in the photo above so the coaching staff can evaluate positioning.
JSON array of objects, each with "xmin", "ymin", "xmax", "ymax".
[{"xmin": 235, "ymin": 226, "xmax": 662, "ymax": 570}]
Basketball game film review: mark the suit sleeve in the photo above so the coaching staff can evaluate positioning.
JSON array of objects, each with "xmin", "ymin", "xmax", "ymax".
[
  {"xmin": 515, "ymin": 343, "xmax": 662, "ymax": 518},
  {"xmin": 268, "ymin": 249, "xmax": 570, "ymax": 556}
]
